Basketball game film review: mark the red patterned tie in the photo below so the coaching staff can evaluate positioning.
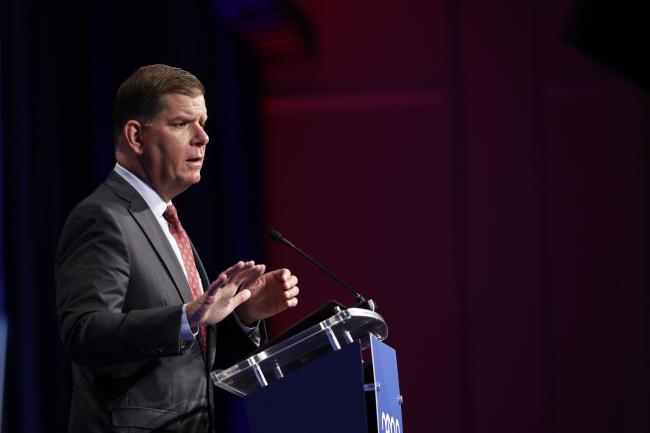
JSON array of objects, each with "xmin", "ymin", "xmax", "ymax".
[{"xmin": 163, "ymin": 204, "xmax": 207, "ymax": 352}]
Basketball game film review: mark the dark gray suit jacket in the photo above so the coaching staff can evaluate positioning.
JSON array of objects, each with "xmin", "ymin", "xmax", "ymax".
[{"xmin": 56, "ymin": 171, "xmax": 258, "ymax": 433}]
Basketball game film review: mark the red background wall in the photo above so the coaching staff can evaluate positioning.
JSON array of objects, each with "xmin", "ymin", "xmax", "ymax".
[{"xmin": 261, "ymin": 1, "xmax": 648, "ymax": 432}]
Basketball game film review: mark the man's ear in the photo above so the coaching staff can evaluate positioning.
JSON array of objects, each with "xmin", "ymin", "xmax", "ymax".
[{"xmin": 124, "ymin": 120, "xmax": 146, "ymax": 155}]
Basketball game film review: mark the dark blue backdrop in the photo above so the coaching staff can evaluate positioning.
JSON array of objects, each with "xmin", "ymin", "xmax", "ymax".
[{"xmin": 0, "ymin": 1, "xmax": 268, "ymax": 431}]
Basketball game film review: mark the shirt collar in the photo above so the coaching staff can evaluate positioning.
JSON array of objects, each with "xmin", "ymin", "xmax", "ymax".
[{"xmin": 113, "ymin": 162, "xmax": 171, "ymax": 218}]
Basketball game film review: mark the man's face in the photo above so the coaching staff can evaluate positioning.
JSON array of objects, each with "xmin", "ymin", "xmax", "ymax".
[{"xmin": 140, "ymin": 93, "xmax": 209, "ymax": 200}]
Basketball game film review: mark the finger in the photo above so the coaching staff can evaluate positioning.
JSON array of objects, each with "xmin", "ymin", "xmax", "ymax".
[
  {"xmin": 222, "ymin": 261, "xmax": 245, "ymax": 276},
  {"xmin": 229, "ymin": 266, "xmax": 262, "ymax": 289},
  {"xmin": 237, "ymin": 274, "xmax": 265, "ymax": 292},
  {"xmin": 209, "ymin": 282, "xmax": 238, "ymax": 304},
  {"xmin": 284, "ymin": 286, "xmax": 299, "ymax": 299},
  {"xmin": 237, "ymin": 261, "xmax": 256, "ymax": 274},
  {"xmin": 230, "ymin": 288, "xmax": 251, "ymax": 308},
  {"xmin": 222, "ymin": 262, "xmax": 255, "ymax": 284},
  {"xmin": 286, "ymin": 297, "xmax": 298, "ymax": 307},
  {"xmin": 207, "ymin": 274, "xmax": 227, "ymax": 295},
  {"xmin": 273, "ymin": 268, "xmax": 290, "ymax": 282},
  {"xmin": 283, "ymin": 275, "xmax": 298, "ymax": 289},
  {"xmin": 232, "ymin": 264, "xmax": 264, "ymax": 286}
]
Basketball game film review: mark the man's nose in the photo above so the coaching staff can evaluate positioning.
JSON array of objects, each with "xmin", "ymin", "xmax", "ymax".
[{"xmin": 193, "ymin": 125, "xmax": 209, "ymax": 146}]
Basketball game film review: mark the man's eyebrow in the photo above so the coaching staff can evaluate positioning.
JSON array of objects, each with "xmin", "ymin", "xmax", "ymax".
[{"xmin": 169, "ymin": 112, "xmax": 203, "ymax": 121}]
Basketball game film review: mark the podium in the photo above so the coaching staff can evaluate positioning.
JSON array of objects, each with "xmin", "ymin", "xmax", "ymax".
[{"xmin": 211, "ymin": 307, "xmax": 404, "ymax": 433}]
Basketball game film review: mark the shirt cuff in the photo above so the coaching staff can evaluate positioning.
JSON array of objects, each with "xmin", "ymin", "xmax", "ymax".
[
  {"xmin": 233, "ymin": 312, "xmax": 261, "ymax": 347},
  {"xmin": 180, "ymin": 304, "xmax": 198, "ymax": 344}
]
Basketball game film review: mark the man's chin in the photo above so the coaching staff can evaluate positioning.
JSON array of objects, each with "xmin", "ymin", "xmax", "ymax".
[
  {"xmin": 186, "ymin": 173, "xmax": 202, "ymax": 186},
  {"xmin": 171, "ymin": 173, "xmax": 201, "ymax": 196}
]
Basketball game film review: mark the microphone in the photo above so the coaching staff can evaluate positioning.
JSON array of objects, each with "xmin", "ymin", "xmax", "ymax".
[{"xmin": 268, "ymin": 229, "xmax": 377, "ymax": 311}]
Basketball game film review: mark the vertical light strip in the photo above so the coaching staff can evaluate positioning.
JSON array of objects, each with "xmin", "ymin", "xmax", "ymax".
[{"xmin": 0, "ymin": 0, "xmax": 7, "ymax": 427}]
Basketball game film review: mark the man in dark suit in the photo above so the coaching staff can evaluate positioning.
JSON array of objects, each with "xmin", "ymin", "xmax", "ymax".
[{"xmin": 56, "ymin": 64, "xmax": 300, "ymax": 432}]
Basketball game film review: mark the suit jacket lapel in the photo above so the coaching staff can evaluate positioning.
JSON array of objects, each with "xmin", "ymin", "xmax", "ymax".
[{"xmin": 105, "ymin": 171, "xmax": 194, "ymax": 305}]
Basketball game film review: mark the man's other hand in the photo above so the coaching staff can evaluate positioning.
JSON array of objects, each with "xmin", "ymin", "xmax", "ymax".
[{"xmin": 235, "ymin": 268, "xmax": 300, "ymax": 326}]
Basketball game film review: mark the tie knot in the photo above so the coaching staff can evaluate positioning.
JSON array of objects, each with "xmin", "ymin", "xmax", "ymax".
[{"xmin": 163, "ymin": 204, "xmax": 180, "ymax": 228}]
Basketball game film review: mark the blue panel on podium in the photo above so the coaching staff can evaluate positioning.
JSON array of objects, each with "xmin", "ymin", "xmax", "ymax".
[
  {"xmin": 243, "ymin": 341, "xmax": 368, "ymax": 433},
  {"xmin": 370, "ymin": 336, "xmax": 403, "ymax": 433}
]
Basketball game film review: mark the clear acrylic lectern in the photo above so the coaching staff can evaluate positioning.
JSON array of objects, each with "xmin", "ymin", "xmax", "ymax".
[{"xmin": 211, "ymin": 306, "xmax": 404, "ymax": 433}]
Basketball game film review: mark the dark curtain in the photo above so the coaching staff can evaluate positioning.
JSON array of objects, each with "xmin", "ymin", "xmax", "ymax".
[{"xmin": 0, "ymin": 1, "xmax": 264, "ymax": 431}]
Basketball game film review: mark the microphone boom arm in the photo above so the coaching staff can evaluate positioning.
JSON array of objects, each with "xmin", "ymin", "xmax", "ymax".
[{"xmin": 269, "ymin": 230, "xmax": 376, "ymax": 311}]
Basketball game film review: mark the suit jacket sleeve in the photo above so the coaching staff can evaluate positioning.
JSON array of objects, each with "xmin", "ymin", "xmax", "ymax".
[{"xmin": 56, "ymin": 200, "xmax": 184, "ymax": 366}]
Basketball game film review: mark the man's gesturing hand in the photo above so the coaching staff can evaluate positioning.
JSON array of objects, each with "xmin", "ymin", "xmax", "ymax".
[
  {"xmin": 236, "ymin": 268, "xmax": 300, "ymax": 326},
  {"xmin": 185, "ymin": 261, "xmax": 264, "ymax": 330}
]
